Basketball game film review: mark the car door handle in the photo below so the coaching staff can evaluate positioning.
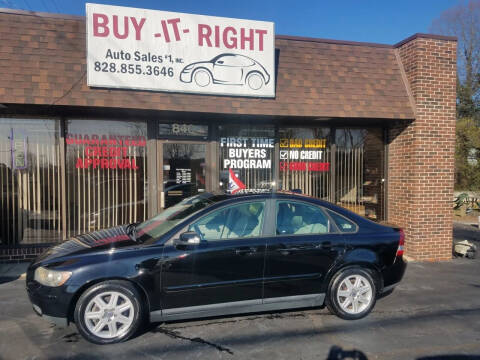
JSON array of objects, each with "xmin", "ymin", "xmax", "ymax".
[
  {"xmin": 320, "ymin": 241, "xmax": 332, "ymax": 249},
  {"xmin": 275, "ymin": 243, "xmax": 291, "ymax": 255},
  {"xmin": 275, "ymin": 244, "xmax": 310, "ymax": 254},
  {"xmin": 235, "ymin": 247, "xmax": 257, "ymax": 255}
]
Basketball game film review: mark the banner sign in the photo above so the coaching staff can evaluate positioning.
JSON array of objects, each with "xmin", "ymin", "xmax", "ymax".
[
  {"xmin": 86, "ymin": 3, "xmax": 275, "ymax": 98},
  {"xmin": 279, "ymin": 137, "xmax": 330, "ymax": 172},
  {"xmin": 66, "ymin": 133, "xmax": 146, "ymax": 170},
  {"xmin": 220, "ymin": 137, "xmax": 274, "ymax": 169}
]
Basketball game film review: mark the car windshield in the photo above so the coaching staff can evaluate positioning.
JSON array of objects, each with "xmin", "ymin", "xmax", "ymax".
[{"xmin": 135, "ymin": 193, "xmax": 218, "ymax": 244}]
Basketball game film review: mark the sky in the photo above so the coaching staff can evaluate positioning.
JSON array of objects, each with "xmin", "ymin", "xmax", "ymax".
[{"xmin": 0, "ymin": 0, "xmax": 459, "ymax": 44}]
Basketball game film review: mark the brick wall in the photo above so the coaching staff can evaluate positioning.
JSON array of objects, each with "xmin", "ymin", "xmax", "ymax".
[
  {"xmin": 0, "ymin": 246, "xmax": 49, "ymax": 263},
  {"xmin": 388, "ymin": 35, "xmax": 457, "ymax": 261}
]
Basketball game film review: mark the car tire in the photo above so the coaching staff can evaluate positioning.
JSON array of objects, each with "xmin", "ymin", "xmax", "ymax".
[
  {"xmin": 193, "ymin": 69, "xmax": 212, "ymax": 87},
  {"xmin": 246, "ymin": 72, "xmax": 264, "ymax": 90},
  {"xmin": 74, "ymin": 280, "xmax": 144, "ymax": 344},
  {"xmin": 326, "ymin": 267, "xmax": 377, "ymax": 320}
]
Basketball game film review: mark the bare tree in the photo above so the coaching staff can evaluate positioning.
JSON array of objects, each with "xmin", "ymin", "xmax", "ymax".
[{"xmin": 430, "ymin": 0, "xmax": 480, "ymax": 119}]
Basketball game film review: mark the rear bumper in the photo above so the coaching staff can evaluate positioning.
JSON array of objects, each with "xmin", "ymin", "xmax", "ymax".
[{"xmin": 381, "ymin": 256, "xmax": 407, "ymax": 291}]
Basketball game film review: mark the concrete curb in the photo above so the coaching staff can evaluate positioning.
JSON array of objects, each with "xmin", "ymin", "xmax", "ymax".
[{"xmin": 0, "ymin": 263, "xmax": 29, "ymax": 280}]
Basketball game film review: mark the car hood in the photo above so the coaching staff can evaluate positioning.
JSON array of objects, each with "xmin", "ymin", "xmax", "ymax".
[
  {"xmin": 183, "ymin": 61, "xmax": 212, "ymax": 70},
  {"xmin": 33, "ymin": 225, "xmax": 136, "ymax": 265}
]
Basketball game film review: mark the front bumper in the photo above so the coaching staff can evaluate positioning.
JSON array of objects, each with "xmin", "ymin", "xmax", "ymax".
[
  {"xmin": 31, "ymin": 303, "xmax": 68, "ymax": 327},
  {"xmin": 180, "ymin": 71, "xmax": 192, "ymax": 83},
  {"xmin": 26, "ymin": 270, "xmax": 77, "ymax": 327}
]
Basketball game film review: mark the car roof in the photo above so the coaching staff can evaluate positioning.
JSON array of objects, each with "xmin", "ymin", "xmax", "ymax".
[
  {"xmin": 205, "ymin": 191, "xmax": 380, "ymax": 228},
  {"xmin": 210, "ymin": 190, "xmax": 397, "ymax": 228},
  {"xmin": 206, "ymin": 191, "xmax": 332, "ymax": 207}
]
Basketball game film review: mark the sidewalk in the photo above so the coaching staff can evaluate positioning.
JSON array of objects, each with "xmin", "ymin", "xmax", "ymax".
[
  {"xmin": 453, "ymin": 221, "xmax": 480, "ymax": 244},
  {"xmin": 0, "ymin": 263, "xmax": 29, "ymax": 284}
]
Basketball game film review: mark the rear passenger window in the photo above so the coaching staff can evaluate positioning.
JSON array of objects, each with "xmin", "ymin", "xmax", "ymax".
[
  {"xmin": 326, "ymin": 210, "xmax": 357, "ymax": 233},
  {"xmin": 276, "ymin": 201, "xmax": 330, "ymax": 235}
]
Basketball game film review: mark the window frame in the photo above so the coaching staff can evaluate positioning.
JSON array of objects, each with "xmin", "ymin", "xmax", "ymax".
[{"xmin": 324, "ymin": 208, "xmax": 359, "ymax": 234}]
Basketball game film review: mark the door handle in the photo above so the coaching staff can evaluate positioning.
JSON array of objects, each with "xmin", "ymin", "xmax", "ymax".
[
  {"xmin": 275, "ymin": 244, "xmax": 310, "ymax": 254},
  {"xmin": 321, "ymin": 241, "xmax": 332, "ymax": 249},
  {"xmin": 275, "ymin": 243, "xmax": 290, "ymax": 256},
  {"xmin": 235, "ymin": 247, "xmax": 257, "ymax": 255}
]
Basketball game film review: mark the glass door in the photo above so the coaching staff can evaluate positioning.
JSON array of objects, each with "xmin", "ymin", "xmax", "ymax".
[{"xmin": 160, "ymin": 141, "xmax": 208, "ymax": 209}]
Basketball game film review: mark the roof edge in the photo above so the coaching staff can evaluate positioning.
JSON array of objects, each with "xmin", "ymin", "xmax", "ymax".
[
  {"xmin": 0, "ymin": 8, "xmax": 457, "ymax": 49},
  {"xmin": 0, "ymin": 7, "xmax": 84, "ymax": 20},
  {"xmin": 275, "ymin": 34, "xmax": 393, "ymax": 48},
  {"xmin": 393, "ymin": 33, "xmax": 457, "ymax": 48}
]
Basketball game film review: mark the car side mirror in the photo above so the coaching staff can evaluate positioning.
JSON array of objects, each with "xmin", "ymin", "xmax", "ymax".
[
  {"xmin": 216, "ymin": 60, "xmax": 224, "ymax": 64},
  {"xmin": 175, "ymin": 231, "xmax": 201, "ymax": 248}
]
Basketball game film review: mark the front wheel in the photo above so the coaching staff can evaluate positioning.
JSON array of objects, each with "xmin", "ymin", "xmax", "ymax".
[
  {"xmin": 74, "ymin": 280, "xmax": 144, "ymax": 344},
  {"xmin": 326, "ymin": 268, "xmax": 377, "ymax": 320}
]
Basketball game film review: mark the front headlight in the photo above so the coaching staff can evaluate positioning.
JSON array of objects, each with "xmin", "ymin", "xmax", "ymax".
[{"xmin": 34, "ymin": 267, "xmax": 72, "ymax": 287}]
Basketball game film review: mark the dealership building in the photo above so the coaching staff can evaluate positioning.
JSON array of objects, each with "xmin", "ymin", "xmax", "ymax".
[{"xmin": 0, "ymin": 6, "xmax": 456, "ymax": 262}]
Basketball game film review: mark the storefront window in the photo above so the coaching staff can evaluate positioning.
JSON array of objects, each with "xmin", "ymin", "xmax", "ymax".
[
  {"xmin": 162, "ymin": 143, "xmax": 206, "ymax": 208},
  {"xmin": 278, "ymin": 127, "xmax": 331, "ymax": 200},
  {"xmin": 0, "ymin": 118, "xmax": 62, "ymax": 245},
  {"xmin": 218, "ymin": 124, "xmax": 275, "ymax": 193},
  {"xmin": 335, "ymin": 128, "xmax": 384, "ymax": 220},
  {"xmin": 65, "ymin": 120, "xmax": 148, "ymax": 237}
]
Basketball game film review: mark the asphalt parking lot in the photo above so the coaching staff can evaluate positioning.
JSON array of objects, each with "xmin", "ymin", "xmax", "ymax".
[{"xmin": 0, "ymin": 223, "xmax": 479, "ymax": 360}]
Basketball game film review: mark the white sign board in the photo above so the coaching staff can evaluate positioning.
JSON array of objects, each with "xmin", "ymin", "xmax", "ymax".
[{"xmin": 86, "ymin": 3, "xmax": 275, "ymax": 98}]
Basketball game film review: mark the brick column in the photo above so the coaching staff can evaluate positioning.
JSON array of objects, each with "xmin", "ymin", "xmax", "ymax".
[{"xmin": 388, "ymin": 34, "xmax": 457, "ymax": 261}]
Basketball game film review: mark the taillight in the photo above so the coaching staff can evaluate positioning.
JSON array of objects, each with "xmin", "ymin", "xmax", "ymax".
[{"xmin": 396, "ymin": 229, "xmax": 405, "ymax": 257}]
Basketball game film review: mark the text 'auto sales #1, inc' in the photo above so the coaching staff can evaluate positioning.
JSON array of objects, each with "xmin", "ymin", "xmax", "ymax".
[{"xmin": 86, "ymin": 3, "xmax": 275, "ymax": 97}]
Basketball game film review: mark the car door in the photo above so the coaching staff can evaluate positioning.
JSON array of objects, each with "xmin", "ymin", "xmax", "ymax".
[
  {"xmin": 212, "ymin": 55, "xmax": 243, "ymax": 84},
  {"xmin": 262, "ymin": 200, "xmax": 345, "ymax": 300},
  {"xmin": 160, "ymin": 200, "xmax": 268, "ymax": 311}
]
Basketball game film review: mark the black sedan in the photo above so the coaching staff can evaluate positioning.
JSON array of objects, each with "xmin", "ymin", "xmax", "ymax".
[{"xmin": 26, "ymin": 192, "xmax": 406, "ymax": 344}]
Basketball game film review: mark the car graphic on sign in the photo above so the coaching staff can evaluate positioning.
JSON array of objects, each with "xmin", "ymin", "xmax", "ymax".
[{"xmin": 180, "ymin": 53, "xmax": 270, "ymax": 90}]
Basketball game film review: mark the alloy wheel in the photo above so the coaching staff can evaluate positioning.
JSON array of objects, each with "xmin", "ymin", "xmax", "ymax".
[
  {"xmin": 84, "ymin": 291, "xmax": 135, "ymax": 339},
  {"xmin": 336, "ymin": 274, "xmax": 373, "ymax": 314}
]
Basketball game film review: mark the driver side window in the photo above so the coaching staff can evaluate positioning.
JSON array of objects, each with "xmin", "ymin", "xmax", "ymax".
[
  {"xmin": 189, "ymin": 201, "xmax": 265, "ymax": 241},
  {"xmin": 216, "ymin": 56, "xmax": 233, "ymax": 66}
]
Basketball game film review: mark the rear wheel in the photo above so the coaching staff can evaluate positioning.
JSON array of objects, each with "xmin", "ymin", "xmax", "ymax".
[
  {"xmin": 326, "ymin": 268, "xmax": 377, "ymax": 320},
  {"xmin": 74, "ymin": 280, "xmax": 144, "ymax": 344},
  {"xmin": 246, "ymin": 72, "xmax": 264, "ymax": 90}
]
